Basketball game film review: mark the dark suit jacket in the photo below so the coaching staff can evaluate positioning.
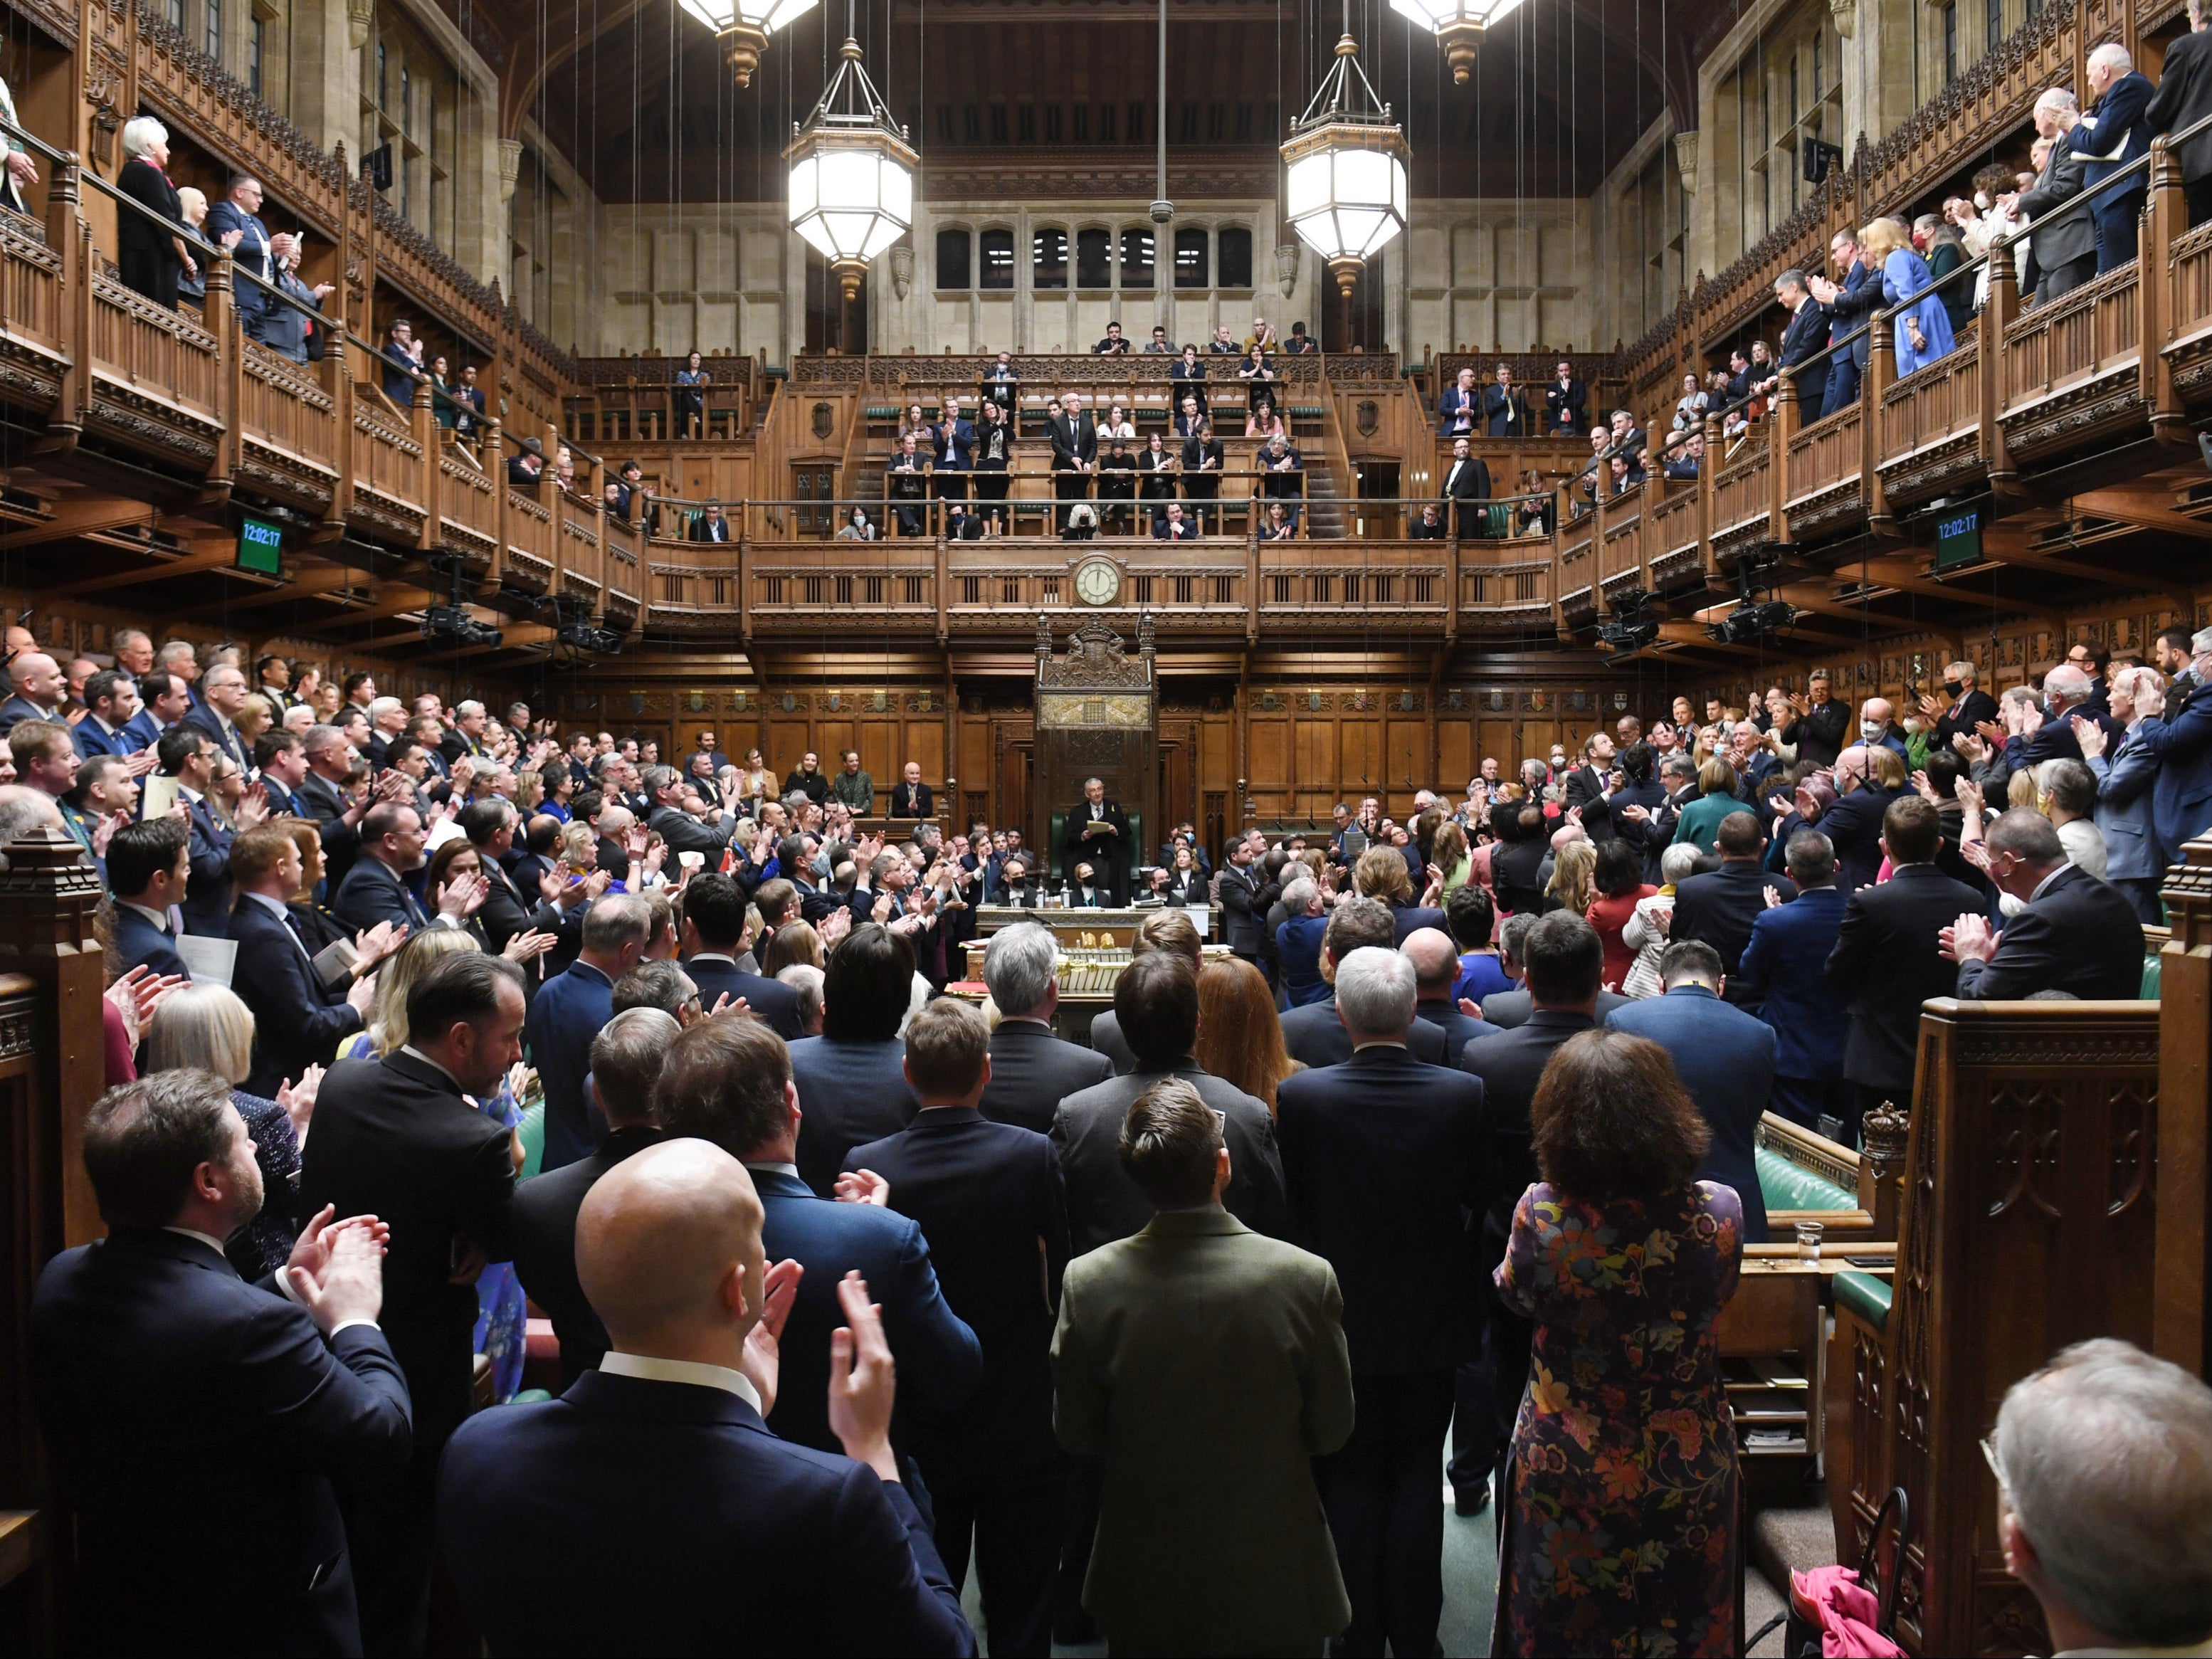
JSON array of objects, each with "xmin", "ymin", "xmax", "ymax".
[
  {"xmin": 1956, "ymin": 863, "xmax": 2144, "ymax": 1001},
  {"xmin": 747, "ymin": 1165, "xmax": 983, "ymax": 1455},
  {"xmin": 1781, "ymin": 698, "xmax": 1850, "ymax": 770},
  {"xmin": 181, "ymin": 796, "xmax": 236, "ymax": 937},
  {"xmin": 847, "ymin": 1108, "xmax": 1068, "ymax": 1465},
  {"xmin": 1476, "ymin": 986, "xmax": 1628, "ymax": 1028},
  {"xmin": 2149, "ymin": 26, "xmax": 2212, "ymax": 180},
  {"xmin": 1048, "ymin": 412, "xmax": 1097, "ymax": 471},
  {"xmin": 688, "ymin": 513, "xmax": 733, "ymax": 542},
  {"xmin": 438, "ymin": 1368, "xmax": 974, "ymax": 1657},
  {"xmin": 33, "ymin": 1230, "xmax": 413, "ymax": 1658},
  {"xmin": 980, "ymin": 1017, "xmax": 1113, "ymax": 1133},
  {"xmin": 296, "ymin": 771, "xmax": 362, "ymax": 890},
  {"xmin": 1819, "ymin": 782, "xmax": 1904, "ymax": 895},
  {"xmin": 1777, "ymin": 295, "xmax": 1833, "ymax": 387},
  {"xmin": 1562, "ymin": 764, "xmax": 1616, "ymax": 840},
  {"xmin": 1052, "ymin": 1061, "xmax": 1288, "ymax": 1255},
  {"xmin": 300, "ymin": 1050, "xmax": 516, "ymax": 1448},
  {"xmin": 1085, "ymin": 1006, "xmax": 1139, "ymax": 1074},
  {"xmin": 1825, "ymin": 862, "xmax": 1989, "ymax": 1092},
  {"xmin": 789, "ymin": 1035, "xmax": 919, "ymax": 1196},
  {"xmin": 331, "ymin": 852, "xmax": 430, "ymax": 934},
  {"xmin": 1734, "ymin": 884, "xmax": 1848, "ymax": 1080},
  {"xmin": 683, "ymin": 953, "xmax": 805, "ymax": 1041},
  {"xmin": 1672, "ymin": 862, "xmax": 1798, "ymax": 1002},
  {"xmin": 2129, "ymin": 678, "xmax": 2212, "ymax": 868},
  {"xmin": 1279, "ymin": 995, "xmax": 1451, "ymax": 1068},
  {"xmin": 1275, "ymin": 1046, "xmax": 1485, "ymax": 1375},
  {"xmin": 525, "ymin": 961, "xmax": 616, "ymax": 1171},
  {"xmin": 112, "ymin": 904, "xmax": 189, "ymax": 980},
  {"xmin": 70, "ymin": 715, "xmax": 137, "ymax": 761},
  {"xmin": 1606, "ymin": 987, "xmax": 1776, "ymax": 1243},
  {"xmin": 183, "ymin": 702, "xmax": 248, "ymax": 771},
  {"xmin": 1218, "ymin": 863, "xmax": 1265, "ymax": 955},
  {"xmin": 2069, "ymin": 69, "xmax": 2154, "ymax": 206},
  {"xmin": 1441, "ymin": 453, "xmax": 1491, "ymax": 500},
  {"xmin": 1459, "ymin": 1010, "xmax": 1596, "ymax": 1263},
  {"xmin": 509, "ymin": 1125, "xmax": 667, "ymax": 1385},
  {"xmin": 1933, "ymin": 686, "xmax": 2001, "ymax": 749},
  {"xmin": 0, "ymin": 692, "xmax": 56, "ymax": 736},
  {"xmin": 888, "ymin": 781, "xmax": 934, "ymax": 818},
  {"xmin": 2018, "ymin": 139, "xmax": 2095, "ymax": 270},
  {"xmin": 1415, "ymin": 996, "xmax": 1504, "ymax": 1065},
  {"xmin": 227, "ymin": 897, "xmax": 366, "ymax": 1097}
]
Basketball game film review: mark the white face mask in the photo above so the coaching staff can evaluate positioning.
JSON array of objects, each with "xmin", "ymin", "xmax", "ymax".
[{"xmin": 1860, "ymin": 720, "xmax": 1885, "ymax": 742}]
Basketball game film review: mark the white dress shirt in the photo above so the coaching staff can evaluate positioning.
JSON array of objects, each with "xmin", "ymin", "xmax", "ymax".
[{"xmin": 599, "ymin": 1350, "xmax": 764, "ymax": 1413}]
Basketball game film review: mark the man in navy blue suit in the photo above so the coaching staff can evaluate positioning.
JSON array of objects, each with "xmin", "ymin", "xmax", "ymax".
[
  {"xmin": 182, "ymin": 660, "xmax": 252, "ymax": 773},
  {"xmin": 788, "ymin": 923, "xmax": 923, "ymax": 1195},
  {"xmin": 1670, "ymin": 809, "xmax": 1798, "ymax": 999},
  {"xmin": 526, "ymin": 891, "xmax": 654, "ymax": 1170},
  {"xmin": 157, "ymin": 725, "xmax": 249, "ymax": 937},
  {"xmin": 676, "ymin": 870, "xmax": 804, "ymax": 1040},
  {"xmin": 655, "ymin": 1013, "xmax": 982, "ymax": 1461},
  {"xmin": 253, "ymin": 727, "xmax": 312, "ymax": 819},
  {"xmin": 106, "ymin": 816, "xmax": 193, "ymax": 979},
  {"xmin": 1279, "ymin": 898, "xmax": 1453, "ymax": 1066},
  {"xmin": 1812, "ymin": 229, "xmax": 1874, "ymax": 411},
  {"xmin": 1735, "ymin": 828, "xmax": 1851, "ymax": 1134},
  {"xmin": 123, "ymin": 668, "xmax": 187, "ymax": 751},
  {"xmin": 2128, "ymin": 626, "xmax": 2212, "ymax": 870},
  {"xmin": 1404, "ymin": 925, "xmax": 1501, "ymax": 1063},
  {"xmin": 2064, "ymin": 41, "xmax": 2154, "ymax": 273},
  {"xmin": 1606, "ymin": 940, "xmax": 1778, "ymax": 1243},
  {"xmin": 33, "ymin": 1069, "xmax": 412, "ymax": 1657},
  {"xmin": 1276, "ymin": 947, "xmax": 1485, "ymax": 1657},
  {"xmin": 70, "ymin": 668, "xmax": 145, "ymax": 762},
  {"xmin": 1942, "ymin": 809, "xmax": 2147, "ymax": 1001},
  {"xmin": 438, "ymin": 1135, "xmax": 976, "ymax": 1656},
  {"xmin": 203, "ymin": 173, "xmax": 288, "ymax": 339},
  {"xmin": 228, "ymin": 823, "xmax": 374, "ymax": 1095},
  {"xmin": 843, "ymin": 997, "xmax": 1068, "ymax": 1658},
  {"xmin": 331, "ymin": 799, "xmax": 436, "ymax": 934}
]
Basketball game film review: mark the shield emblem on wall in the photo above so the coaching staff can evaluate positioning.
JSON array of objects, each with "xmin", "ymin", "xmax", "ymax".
[
  {"xmin": 1356, "ymin": 400, "xmax": 1379, "ymax": 438},
  {"xmin": 811, "ymin": 401, "xmax": 835, "ymax": 439}
]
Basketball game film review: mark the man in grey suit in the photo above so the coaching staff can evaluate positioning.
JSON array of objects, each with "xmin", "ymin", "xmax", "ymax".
[
  {"xmin": 2075, "ymin": 665, "xmax": 2169, "ymax": 925},
  {"xmin": 977, "ymin": 923, "xmax": 1111, "ymax": 1132},
  {"xmin": 2013, "ymin": 88, "xmax": 2097, "ymax": 305},
  {"xmin": 1053, "ymin": 1077, "xmax": 1354, "ymax": 1656}
]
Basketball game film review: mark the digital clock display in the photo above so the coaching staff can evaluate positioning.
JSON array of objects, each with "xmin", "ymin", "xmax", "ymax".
[
  {"xmin": 1934, "ymin": 506, "xmax": 1982, "ymax": 572},
  {"xmin": 236, "ymin": 516, "xmax": 284, "ymax": 575}
]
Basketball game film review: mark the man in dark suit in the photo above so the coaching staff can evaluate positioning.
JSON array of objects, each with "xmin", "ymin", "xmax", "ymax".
[
  {"xmin": 459, "ymin": 797, "xmax": 564, "ymax": 955},
  {"xmin": 654, "ymin": 1013, "xmax": 983, "ymax": 1461},
  {"xmin": 844, "ymin": 999, "xmax": 1068, "ymax": 1659},
  {"xmin": 976, "ymin": 922, "xmax": 1111, "ymax": 1132},
  {"xmin": 1780, "ymin": 669, "xmax": 1852, "ymax": 770},
  {"xmin": 182, "ymin": 662, "xmax": 251, "ymax": 773},
  {"xmin": 1280, "ymin": 898, "xmax": 1454, "ymax": 1066},
  {"xmin": 2011, "ymin": 90, "xmax": 2098, "ymax": 302},
  {"xmin": 2064, "ymin": 43, "xmax": 2154, "ymax": 273},
  {"xmin": 1769, "ymin": 267, "xmax": 1832, "ymax": 423},
  {"xmin": 33, "ymin": 1070, "xmax": 412, "ymax": 1658},
  {"xmin": 1458, "ymin": 913, "xmax": 1606, "ymax": 1495},
  {"xmin": 2150, "ymin": 1, "xmax": 2212, "ymax": 226},
  {"xmin": 1944, "ymin": 808, "xmax": 2146, "ymax": 1001},
  {"xmin": 787, "ymin": 922, "xmax": 922, "ymax": 1192},
  {"xmin": 1436, "ymin": 366, "xmax": 1480, "ymax": 436},
  {"xmin": 1544, "ymin": 360, "xmax": 1587, "ymax": 434},
  {"xmin": 228, "ymin": 824, "xmax": 373, "ymax": 1096},
  {"xmin": 1441, "ymin": 436, "xmax": 1491, "ymax": 539},
  {"xmin": 1083, "ymin": 907, "xmax": 1201, "ymax": 1074},
  {"xmin": 1276, "ymin": 946, "xmax": 1484, "ymax": 1657},
  {"xmin": 331, "ymin": 800, "xmax": 436, "ymax": 934},
  {"xmin": 1561, "ymin": 730, "xmax": 1618, "ymax": 841},
  {"xmin": 70, "ymin": 668, "xmax": 144, "ymax": 762},
  {"xmin": 2127, "ymin": 628, "xmax": 2212, "ymax": 870},
  {"xmin": 107, "ymin": 817, "xmax": 193, "ymax": 979},
  {"xmin": 888, "ymin": 761, "xmax": 935, "ymax": 820},
  {"xmin": 297, "ymin": 724, "xmax": 372, "ymax": 891},
  {"xmin": 677, "ymin": 870, "xmax": 804, "ymax": 1040},
  {"xmin": 1826, "ymin": 796, "xmax": 1994, "ymax": 1142},
  {"xmin": 510, "ymin": 1008, "xmax": 676, "ymax": 1386},
  {"xmin": 1616, "ymin": 752, "xmax": 1702, "ymax": 884},
  {"xmin": 298, "ymin": 953, "xmax": 525, "ymax": 1658},
  {"xmin": 1926, "ymin": 658, "xmax": 2002, "ymax": 750},
  {"xmin": 1405, "ymin": 925, "xmax": 1502, "ymax": 1063},
  {"xmin": 151, "ymin": 726, "xmax": 242, "ymax": 938},
  {"xmin": 438, "ymin": 1137, "xmax": 976, "ymax": 1657},
  {"xmin": 1670, "ymin": 809, "xmax": 1797, "ymax": 1002},
  {"xmin": 1062, "ymin": 775, "xmax": 1131, "ymax": 904},
  {"xmin": 1052, "ymin": 951, "xmax": 1287, "ymax": 1255},
  {"xmin": 1605, "ymin": 940, "xmax": 1778, "ymax": 1243},
  {"xmin": 204, "ymin": 173, "xmax": 285, "ymax": 339},
  {"xmin": 1818, "ymin": 749, "xmax": 1906, "ymax": 894},
  {"xmin": 689, "ymin": 498, "xmax": 734, "ymax": 540},
  {"xmin": 0, "ymin": 646, "xmax": 63, "ymax": 735},
  {"xmin": 1048, "ymin": 392, "xmax": 1097, "ymax": 531},
  {"xmin": 526, "ymin": 892, "xmax": 654, "ymax": 1171},
  {"xmin": 1218, "ymin": 832, "xmax": 1266, "ymax": 964},
  {"xmin": 1735, "ymin": 828, "xmax": 1851, "ymax": 1136},
  {"xmin": 122, "ymin": 668, "xmax": 185, "ymax": 751}
]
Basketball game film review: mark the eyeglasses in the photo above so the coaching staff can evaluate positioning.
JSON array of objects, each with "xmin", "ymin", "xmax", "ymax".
[{"xmin": 1980, "ymin": 1432, "xmax": 2012, "ymax": 1502}]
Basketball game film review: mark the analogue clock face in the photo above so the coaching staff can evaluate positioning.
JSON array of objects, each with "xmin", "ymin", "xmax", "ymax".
[{"xmin": 1075, "ymin": 558, "xmax": 1120, "ymax": 606}]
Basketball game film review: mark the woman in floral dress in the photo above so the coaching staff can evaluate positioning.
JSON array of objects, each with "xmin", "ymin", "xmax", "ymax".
[{"xmin": 1495, "ymin": 1028, "xmax": 1743, "ymax": 1658}]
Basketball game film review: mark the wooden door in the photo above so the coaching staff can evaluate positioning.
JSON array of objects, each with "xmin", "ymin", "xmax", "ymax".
[{"xmin": 791, "ymin": 465, "xmax": 837, "ymax": 538}]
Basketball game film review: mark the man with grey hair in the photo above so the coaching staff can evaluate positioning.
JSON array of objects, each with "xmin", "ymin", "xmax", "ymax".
[
  {"xmin": 977, "ymin": 921, "xmax": 1110, "ymax": 1134},
  {"xmin": 508, "ymin": 1006, "xmax": 678, "ymax": 1384},
  {"xmin": 777, "ymin": 962, "xmax": 825, "ymax": 1035},
  {"xmin": 2127, "ymin": 624, "xmax": 2212, "ymax": 870},
  {"xmin": 2007, "ymin": 88, "xmax": 2096, "ymax": 303},
  {"xmin": 2073, "ymin": 662, "xmax": 2170, "ymax": 923},
  {"xmin": 1990, "ymin": 1338, "xmax": 2212, "ymax": 1655},
  {"xmin": 642, "ymin": 762, "xmax": 740, "ymax": 861},
  {"xmin": 0, "ymin": 782, "xmax": 64, "ymax": 869},
  {"xmin": 361, "ymin": 697, "xmax": 406, "ymax": 767},
  {"xmin": 528, "ymin": 892, "xmax": 656, "ymax": 1170},
  {"xmin": 1280, "ymin": 897, "xmax": 1454, "ymax": 1067},
  {"xmin": 1276, "ymin": 944, "xmax": 1485, "ymax": 1653},
  {"xmin": 1942, "ymin": 807, "xmax": 2144, "ymax": 999},
  {"xmin": 2063, "ymin": 41, "xmax": 2154, "ymax": 274},
  {"xmin": 611, "ymin": 959, "xmax": 701, "ymax": 1025},
  {"xmin": 1764, "ymin": 266, "xmax": 1830, "ymax": 421},
  {"xmin": 442, "ymin": 699, "xmax": 490, "ymax": 765},
  {"xmin": 1998, "ymin": 662, "xmax": 2117, "ymax": 784}
]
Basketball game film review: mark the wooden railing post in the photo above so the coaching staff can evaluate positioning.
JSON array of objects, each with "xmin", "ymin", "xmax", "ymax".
[
  {"xmin": 1770, "ymin": 363, "xmax": 1797, "ymax": 544},
  {"xmin": 1444, "ymin": 525, "xmax": 1460, "ymax": 645},
  {"xmin": 2144, "ymin": 137, "xmax": 2189, "ymax": 446},
  {"xmin": 2155, "ymin": 836, "xmax": 2212, "ymax": 1375},
  {"xmin": 1699, "ymin": 409, "xmax": 1723, "ymax": 579},
  {"xmin": 1246, "ymin": 530, "xmax": 1260, "ymax": 646},
  {"xmin": 737, "ymin": 516, "xmax": 753, "ymax": 649},
  {"xmin": 934, "ymin": 523, "xmax": 948, "ymax": 646},
  {"xmin": 1982, "ymin": 236, "xmax": 2018, "ymax": 495},
  {"xmin": 206, "ymin": 250, "xmax": 237, "ymax": 498},
  {"xmin": 1865, "ymin": 315, "xmax": 1894, "ymax": 532},
  {"xmin": 412, "ymin": 371, "xmax": 437, "ymax": 551},
  {"xmin": 43, "ymin": 157, "xmax": 83, "ymax": 450}
]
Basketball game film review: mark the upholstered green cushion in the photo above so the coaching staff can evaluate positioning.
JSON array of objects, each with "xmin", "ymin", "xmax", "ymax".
[
  {"xmin": 1757, "ymin": 1143, "xmax": 1855, "ymax": 1213},
  {"xmin": 2143, "ymin": 951, "xmax": 2162, "ymax": 1001},
  {"xmin": 517, "ymin": 1102, "xmax": 546, "ymax": 1181},
  {"xmin": 1833, "ymin": 1269, "xmax": 1892, "ymax": 1333}
]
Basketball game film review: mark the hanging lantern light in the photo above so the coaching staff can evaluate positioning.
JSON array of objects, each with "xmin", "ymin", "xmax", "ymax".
[
  {"xmin": 676, "ymin": 0, "xmax": 816, "ymax": 89},
  {"xmin": 784, "ymin": 1, "xmax": 917, "ymax": 302},
  {"xmin": 1388, "ymin": 0, "xmax": 1524, "ymax": 85},
  {"xmin": 1281, "ymin": 3, "xmax": 1410, "ymax": 302}
]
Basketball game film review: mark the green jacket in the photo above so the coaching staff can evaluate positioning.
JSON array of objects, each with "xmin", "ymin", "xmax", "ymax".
[
  {"xmin": 1053, "ymin": 1207, "xmax": 1354, "ymax": 1654},
  {"xmin": 828, "ymin": 769, "xmax": 874, "ymax": 813},
  {"xmin": 1670, "ymin": 789, "xmax": 1751, "ymax": 853}
]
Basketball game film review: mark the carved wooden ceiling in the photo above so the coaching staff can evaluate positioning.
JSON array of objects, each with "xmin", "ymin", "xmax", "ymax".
[{"xmin": 450, "ymin": 0, "xmax": 1738, "ymax": 204}]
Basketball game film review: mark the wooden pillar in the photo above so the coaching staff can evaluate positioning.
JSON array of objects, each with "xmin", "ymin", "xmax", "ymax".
[
  {"xmin": 2155, "ymin": 836, "xmax": 2212, "ymax": 1375},
  {"xmin": 1770, "ymin": 357, "xmax": 1797, "ymax": 543},
  {"xmin": 206, "ymin": 250, "xmax": 237, "ymax": 499},
  {"xmin": 2144, "ymin": 137, "xmax": 2189, "ymax": 446},
  {"xmin": 1981, "ymin": 226, "xmax": 2018, "ymax": 496},
  {"xmin": 1865, "ymin": 312, "xmax": 1894, "ymax": 532}
]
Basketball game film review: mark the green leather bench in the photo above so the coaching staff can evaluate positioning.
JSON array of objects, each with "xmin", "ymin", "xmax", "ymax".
[
  {"xmin": 1833, "ymin": 1269, "xmax": 1892, "ymax": 1334},
  {"xmin": 1757, "ymin": 1144, "xmax": 1857, "ymax": 1216}
]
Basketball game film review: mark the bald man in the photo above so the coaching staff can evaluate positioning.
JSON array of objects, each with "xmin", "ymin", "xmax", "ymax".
[
  {"xmin": 0, "ymin": 650, "xmax": 63, "ymax": 737},
  {"xmin": 437, "ymin": 1139, "xmax": 976, "ymax": 1655},
  {"xmin": 1403, "ymin": 927, "xmax": 1500, "ymax": 1061}
]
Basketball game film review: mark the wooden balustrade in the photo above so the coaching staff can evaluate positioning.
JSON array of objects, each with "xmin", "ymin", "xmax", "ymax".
[
  {"xmin": 1875, "ymin": 321, "xmax": 1985, "ymax": 512},
  {"xmin": 1998, "ymin": 262, "xmax": 2147, "ymax": 465},
  {"xmin": 1707, "ymin": 423, "xmax": 1773, "ymax": 559}
]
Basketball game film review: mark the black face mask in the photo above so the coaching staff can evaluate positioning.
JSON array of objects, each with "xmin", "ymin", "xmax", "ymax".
[{"xmin": 1943, "ymin": 679, "xmax": 1963, "ymax": 698}]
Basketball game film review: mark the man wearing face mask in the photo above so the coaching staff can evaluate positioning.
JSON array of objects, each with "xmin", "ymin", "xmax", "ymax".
[
  {"xmin": 1997, "ymin": 665, "xmax": 2122, "ymax": 784},
  {"xmin": 1857, "ymin": 697, "xmax": 1911, "ymax": 767},
  {"xmin": 1924, "ymin": 660, "xmax": 1999, "ymax": 749},
  {"xmin": 1819, "ymin": 746, "xmax": 1908, "ymax": 894}
]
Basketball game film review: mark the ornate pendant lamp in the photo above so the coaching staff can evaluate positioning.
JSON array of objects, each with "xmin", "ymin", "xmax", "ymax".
[
  {"xmin": 1388, "ymin": 0, "xmax": 1524, "ymax": 84},
  {"xmin": 1281, "ymin": 2, "xmax": 1410, "ymax": 302},
  {"xmin": 784, "ymin": 0, "xmax": 917, "ymax": 302},
  {"xmin": 677, "ymin": 0, "xmax": 817, "ymax": 88}
]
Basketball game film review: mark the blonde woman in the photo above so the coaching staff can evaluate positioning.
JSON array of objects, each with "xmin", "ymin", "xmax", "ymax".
[
  {"xmin": 1431, "ymin": 819, "xmax": 1473, "ymax": 898},
  {"xmin": 145, "ymin": 984, "xmax": 315, "ymax": 1273},
  {"xmin": 235, "ymin": 692, "xmax": 274, "ymax": 757},
  {"xmin": 335, "ymin": 926, "xmax": 531, "ymax": 1400},
  {"xmin": 1546, "ymin": 838, "xmax": 1597, "ymax": 917}
]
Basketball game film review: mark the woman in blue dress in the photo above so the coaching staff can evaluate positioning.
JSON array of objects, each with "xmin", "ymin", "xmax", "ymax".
[{"xmin": 1865, "ymin": 215, "xmax": 1955, "ymax": 377}]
